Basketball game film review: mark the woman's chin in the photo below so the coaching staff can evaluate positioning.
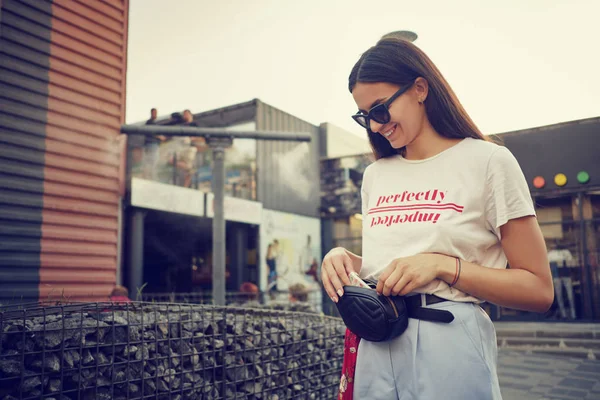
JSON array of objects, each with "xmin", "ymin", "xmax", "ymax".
[{"xmin": 388, "ymin": 139, "xmax": 407, "ymax": 149}]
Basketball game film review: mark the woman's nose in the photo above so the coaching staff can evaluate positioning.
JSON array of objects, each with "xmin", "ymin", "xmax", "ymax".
[{"xmin": 369, "ymin": 120, "xmax": 383, "ymax": 133}]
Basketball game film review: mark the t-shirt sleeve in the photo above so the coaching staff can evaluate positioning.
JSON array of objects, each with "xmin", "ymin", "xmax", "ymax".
[{"xmin": 484, "ymin": 146, "xmax": 535, "ymax": 238}]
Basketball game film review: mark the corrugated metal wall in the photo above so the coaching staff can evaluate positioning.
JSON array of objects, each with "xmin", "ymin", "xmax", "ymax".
[
  {"xmin": 0, "ymin": 0, "xmax": 128, "ymax": 303},
  {"xmin": 255, "ymin": 100, "xmax": 321, "ymax": 218},
  {"xmin": 0, "ymin": 0, "xmax": 52, "ymax": 303}
]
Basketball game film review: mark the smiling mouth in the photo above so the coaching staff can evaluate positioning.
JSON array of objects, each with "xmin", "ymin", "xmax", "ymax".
[{"xmin": 382, "ymin": 124, "xmax": 396, "ymax": 138}]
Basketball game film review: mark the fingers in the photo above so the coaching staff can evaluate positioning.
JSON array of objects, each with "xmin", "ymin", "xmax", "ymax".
[
  {"xmin": 376, "ymin": 264, "xmax": 393, "ymax": 294},
  {"xmin": 380, "ymin": 266, "xmax": 403, "ymax": 296},
  {"xmin": 327, "ymin": 265, "xmax": 345, "ymax": 300},
  {"xmin": 321, "ymin": 261, "xmax": 337, "ymax": 302},
  {"xmin": 397, "ymin": 280, "xmax": 418, "ymax": 296},
  {"xmin": 342, "ymin": 257, "xmax": 356, "ymax": 283},
  {"xmin": 392, "ymin": 274, "xmax": 412, "ymax": 296},
  {"xmin": 321, "ymin": 260, "xmax": 346, "ymax": 303},
  {"xmin": 334, "ymin": 258, "xmax": 351, "ymax": 287}
]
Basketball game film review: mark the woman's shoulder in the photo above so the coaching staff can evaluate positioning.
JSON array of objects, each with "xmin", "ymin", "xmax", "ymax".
[
  {"xmin": 461, "ymin": 137, "xmax": 503, "ymax": 153},
  {"xmin": 458, "ymin": 137, "xmax": 514, "ymax": 166}
]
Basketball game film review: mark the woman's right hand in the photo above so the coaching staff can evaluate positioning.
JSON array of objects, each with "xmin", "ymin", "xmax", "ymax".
[{"xmin": 321, "ymin": 247, "xmax": 357, "ymax": 303}]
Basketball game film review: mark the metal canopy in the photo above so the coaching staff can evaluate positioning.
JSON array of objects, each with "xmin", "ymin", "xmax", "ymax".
[{"xmin": 121, "ymin": 125, "xmax": 312, "ymax": 142}]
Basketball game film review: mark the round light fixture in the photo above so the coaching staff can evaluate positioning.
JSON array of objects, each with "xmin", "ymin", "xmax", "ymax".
[
  {"xmin": 381, "ymin": 30, "xmax": 418, "ymax": 42},
  {"xmin": 554, "ymin": 173, "xmax": 567, "ymax": 187},
  {"xmin": 533, "ymin": 176, "xmax": 545, "ymax": 189},
  {"xmin": 577, "ymin": 171, "xmax": 590, "ymax": 184}
]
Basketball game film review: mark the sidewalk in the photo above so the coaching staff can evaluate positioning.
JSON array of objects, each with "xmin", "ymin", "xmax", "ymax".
[
  {"xmin": 495, "ymin": 322, "xmax": 600, "ymax": 339},
  {"xmin": 499, "ymin": 350, "xmax": 600, "ymax": 400},
  {"xmin": 495, "ymin": 322, "xmax": 600, "ymax": 359}
]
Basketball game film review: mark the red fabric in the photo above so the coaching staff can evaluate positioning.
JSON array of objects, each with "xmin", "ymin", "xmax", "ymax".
[{"xmin": 338, "ymin": 328, "xmax": 361, "ymax": 399}]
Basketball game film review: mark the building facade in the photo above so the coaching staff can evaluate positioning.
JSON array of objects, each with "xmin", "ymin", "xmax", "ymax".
[
  {"xmin": 124, "ymin": 100, "xmax": 324, "ymax": 303},
  {"xmin": 0, "ymin": 0, "xmax": 129, "ymax": 303},
  {"xmin": 320, "ymin": 117, "xmax": 600, "ymax": 320}
]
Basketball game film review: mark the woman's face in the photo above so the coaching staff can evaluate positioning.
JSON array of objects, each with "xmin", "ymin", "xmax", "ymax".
[{"xmin": 352, "ymin": 81, "xmax": 426, "ymax": 149}]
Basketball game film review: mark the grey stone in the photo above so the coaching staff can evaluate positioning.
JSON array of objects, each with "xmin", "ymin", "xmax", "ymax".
[
  {"xmin": 20, "ymin": 375, "xmax": 45, "ymax": 392},
  {"xmin": 31, "ymin": 353, "xmax": 61, "ymax": 373},
  {"xmin": 46, "ymin": 378, "xmax": 61, "ymax": 393},
  {"xmin": 0, "ymin": 359, "xmax": 21, "ymax": 376},
  {"xmin": 81, "ymin": 349, "xmax": 94, "ymax": 366}
]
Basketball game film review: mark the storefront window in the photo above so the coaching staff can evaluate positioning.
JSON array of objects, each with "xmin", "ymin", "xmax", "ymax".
[
  {"xmin": 495, "ymin": 194, "xmax": 600, "ymax": 321},
  {"xmin": 129, "ymin": 121, "xmax": 258, "ymax": 200}
]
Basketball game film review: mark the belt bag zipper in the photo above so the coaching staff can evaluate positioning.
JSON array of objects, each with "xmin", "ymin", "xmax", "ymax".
[{"xmin": 385, "ymin": 296, "xmax": 399, "ymax": 318}]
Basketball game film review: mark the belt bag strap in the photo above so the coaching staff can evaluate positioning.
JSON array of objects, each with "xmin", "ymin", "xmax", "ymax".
[
  {"xmin": 366, "ymin": 278, "xmax": 455, "ymax": 324},
  {"xmin": 407, "ymin": 305, "xmax": 455, "ymax": 323}
]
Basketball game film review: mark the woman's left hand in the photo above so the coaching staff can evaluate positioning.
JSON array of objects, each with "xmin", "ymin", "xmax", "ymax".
[{"xmin": 376, "ymin": 253, "xmax": 447, "ymax": 296}]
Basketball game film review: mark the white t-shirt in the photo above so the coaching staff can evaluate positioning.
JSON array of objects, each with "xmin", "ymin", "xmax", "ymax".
[{"xmin": 360, "ymin": 138, "xmax": 535, "ymax": 303}]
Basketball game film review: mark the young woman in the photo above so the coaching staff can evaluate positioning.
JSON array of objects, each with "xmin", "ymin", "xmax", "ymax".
[{"xmin": 321, "ymin": 37, "xmax": 554, "ymax": 400}]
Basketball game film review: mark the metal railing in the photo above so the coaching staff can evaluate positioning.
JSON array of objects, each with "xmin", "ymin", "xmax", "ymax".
[{"xmin": 0, "ymin": 301, "xmax": 345, "ymax": 399}]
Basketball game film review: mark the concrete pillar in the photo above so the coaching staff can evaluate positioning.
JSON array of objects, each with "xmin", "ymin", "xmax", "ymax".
[
  {"xmin": 231, "ymin": 224, "xmax": 247, "ymax": 291},
  {"xmin": 572, "ymin": 193, "xmax": 599, "ymax": 318},
  {"xmin": 128, "ymin": 209, "xmax": 145, "ymax": 298}
]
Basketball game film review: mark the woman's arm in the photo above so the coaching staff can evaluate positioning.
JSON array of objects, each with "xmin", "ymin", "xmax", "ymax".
[
  {"xmin": 376, "ymin": 216, "xmax": 553, "ymax": 313},
  {"xmin": 436, "ymin": 215, "xmax": 554, "ymax": 313}
]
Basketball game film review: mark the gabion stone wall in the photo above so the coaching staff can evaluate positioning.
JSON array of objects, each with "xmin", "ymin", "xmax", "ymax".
[
  {"xmin": 0, "ymin": 302, "xmax": 345, "ymax": 400},
  {"xmin": 141, "ymin": 292, "xmax": 325, "ymax": 315}
]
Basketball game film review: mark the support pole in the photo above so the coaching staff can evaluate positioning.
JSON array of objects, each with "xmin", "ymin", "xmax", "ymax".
[
  {"xmin": 128, "ymin": 209, "xmax": 145, "ymax": 298},
  {"xmin": 579, "ymin": 192, "xmax": 595, "ymax": 318},
  {"xmin": 208, "ymin": 137, "xmax": 233, "ymax": 306}
]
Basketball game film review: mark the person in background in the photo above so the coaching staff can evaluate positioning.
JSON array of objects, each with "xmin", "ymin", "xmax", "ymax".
[
  {"xmin": 239, "ymin": 281, "xmax": 260, "ymax": 302},
  {"xmin": 288, "ymin": 282, "xmax": 309, "ymax": 303},
  {"xmin": 182, "ymin": 109, "xmax": 194, "ymax": 124},
  {"xmin": 170, "ymin": 109, "xmax": 197, "ymax": 187},
  {"xmin": 305, "ymin": 258, "xmax": 320, "ymax": 283},
  {"xmin": 144, "ymin": 108, "xmax": 165, "ymax": 180},
  {"xmin": 266, "ymin": 240, "xmax": 280, "ymax": 296},
  {"xmin": 547, "ymin": 241, "xmax": 577, "ymax": 319},
  {"xmin": 109, "ymin": 285, "xmax": 132, "ymax": 304}
]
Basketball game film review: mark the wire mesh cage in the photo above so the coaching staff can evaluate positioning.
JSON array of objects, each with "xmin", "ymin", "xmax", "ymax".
[
  {"xmin": 140, "ymin": 291, "xmax": 339, "ymax": 318},
  {"xmin": 0, "ymin": 302, "xmax": 345, "ymax": 400}
]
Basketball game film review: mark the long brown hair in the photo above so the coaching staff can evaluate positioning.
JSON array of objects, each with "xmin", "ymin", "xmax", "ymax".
[{"xmin": 349, "ymin": 38, "xmax": 488, "ymax": 159}]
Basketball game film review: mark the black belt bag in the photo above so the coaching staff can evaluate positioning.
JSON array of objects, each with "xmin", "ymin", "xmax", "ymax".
[{"xmin": 336, "ymin": 279, "xmax": 455, "ymax": 342}]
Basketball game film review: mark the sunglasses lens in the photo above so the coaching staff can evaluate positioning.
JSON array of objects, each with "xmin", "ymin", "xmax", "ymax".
[
  {"xmin": 370, "ymin": 105, "xmax": 390, "ymax": 124},
  {"xmin": 353, "ymin": 114, "xmax": 368, "ymax": 128}
]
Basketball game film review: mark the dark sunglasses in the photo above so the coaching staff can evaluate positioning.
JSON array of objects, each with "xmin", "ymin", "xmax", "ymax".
[{"xmin": 352, "ymin": 81, "xmax": 414, "ymax": 130}]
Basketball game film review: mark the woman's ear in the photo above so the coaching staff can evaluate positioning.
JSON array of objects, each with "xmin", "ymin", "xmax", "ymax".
[{"xmin": 414, "ymin": 77, "xmax": 429, "ymax": 102}]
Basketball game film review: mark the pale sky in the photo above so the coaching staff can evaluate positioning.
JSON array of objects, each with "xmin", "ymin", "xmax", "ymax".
[{"xmin": 126, "ymin": 0, "xmax": 600, "ymax": 138}]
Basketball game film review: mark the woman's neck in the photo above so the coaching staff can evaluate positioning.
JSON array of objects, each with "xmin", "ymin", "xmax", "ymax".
[{"xmin": 404, "ymin": 121, "xmax": 462, "ymax": 160}]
